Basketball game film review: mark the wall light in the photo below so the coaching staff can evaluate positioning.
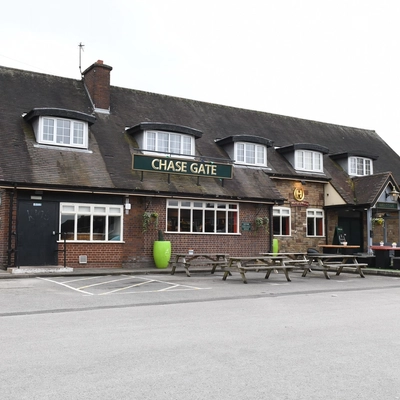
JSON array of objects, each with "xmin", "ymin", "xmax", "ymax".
[{"xmin": 385, "ymin": 188, "xmax": 400, "ymax": 201}]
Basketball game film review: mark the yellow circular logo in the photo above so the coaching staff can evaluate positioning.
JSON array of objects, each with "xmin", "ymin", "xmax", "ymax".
[{"xmin": 294, "ymin": 187, "xmax": 305, "ymax": 201}]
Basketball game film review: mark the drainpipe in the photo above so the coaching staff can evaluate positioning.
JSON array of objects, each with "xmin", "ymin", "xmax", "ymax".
[
  {"xmin": 7, "ymin": 186, "xmax": 16, "ymax": 268},
  {"xmin": 366, "ymin": 208, "xmax": 372, "ymax": 254}
]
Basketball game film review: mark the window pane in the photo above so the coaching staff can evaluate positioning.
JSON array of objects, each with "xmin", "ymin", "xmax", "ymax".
[
  {"xmin": 256, "ymin": 145, "xmax": 265, "ymax": 164},
  {"xmin": 56, "ymin": 119, "xmax": 71, "ymax": 144},
  {"xmin": 245, "ymin": 144, "xmax": 255, "ymax": 164},
  {"xmin": 365, "ymin": 159, "xmax": 371, "ymax": 175},
  {"xmin": 180, "ymin": 209, "xmax": 191, "ymax": 231},
  {"xmin": 227, "ymin": 211, "xmax": 237, "ymax": 233},
  {"xmin": 167, "ymin": 208, "xmax": 178, "ymax": 231},
  {"xmin": 73, "ymin": 122, "xmax": 84, "ymax": 145},
  {"xmin": 147, "ymin": 131, "xmax": 156, "ymax": 151},
  {"xmin": 60, "ymin": 214, "xmax": 75, "ymax": 240},
  {"xmin": 157, "ymin": 132, "xmax": 168, "ymax": 152},
  {"xmin": 217, "ymin": 211, "xmax": 226, "ymax": 232},
  {"xmin": 237, "ymin": 143, "xmax": 244, "ymax": 162},
  {"xmin": 182, "ymin": 136, "xmax": 192, "ymax": 155},
  {"xmin": 357, "ymin": 158, "xmax": 363, "ymax": 175},
  {"xmin": 108, "ymin": 216, "xmax": 121, "ymax": 240},
  {"xmin": 93, "ymin": 216, "xmax": 106, "ymax": 241},
  {"xmin": 169, "ymin": 133, "xmax": 180, "ymax": 154},
  {"xmin": 77, "ymin": 214, "xmax": 90, "ymax": 240},
  {"xmin": 282, "ymin": 216, "xmax": 290, "ymax": 235},
  {"xmin": 205, "ymin": 210, "xmax": 214, "ymax": 232},
  {"xmin": 43, "ymin": 118, "xmax": 54, "ymax": 141},
  {"xmin": 193, "ymin": 209, "xmax": 203, "ymax": 232},
  {"xmin": 94, "ymin": 206, "xmax": 106, "ymax": 213},
  {"xmin": 304, "ymin": 151, "xmax": 312, "ymax": 169},
  {"xmin": 273, "ymin": 216, "xmax": 280, "ymax": 235}
]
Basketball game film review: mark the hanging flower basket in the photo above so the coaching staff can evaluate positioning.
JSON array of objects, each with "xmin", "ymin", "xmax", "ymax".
[{"xmin": 371, "ymin": 217, "xmax": 384, "ymax": 227}]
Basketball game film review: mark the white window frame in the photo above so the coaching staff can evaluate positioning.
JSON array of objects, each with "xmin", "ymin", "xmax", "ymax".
[
  {"xmin": 166, "ymin": 199, "xmax": 239, "ymax": 234},
  {"xmin": 59, "ymin": 203, "xmax": 123, "ymax": 242},
  {"xmin": 273, "ymin": 207, "xmax": 291, "ymax": 236},
  {"xmin": 234, "ymin": 142, "xmax": 267, "ymax": 166},
  {"xmin": 295, "ymin": 150, "xmax": 323, "ymax": 172},
  {"xmin": 144, "ymin": 130, "xmax": 194, "ymax": 156},
  {"xmin": 38, "ymin": 116, "xmax": 89, "ymax": 149},
  {"xmin": 349, "ymin": 156, "xmax": 373, "ymax": 176},
  {"xmin": 306, "ymin": 208, "xmax": 325, "ymax": 237}
]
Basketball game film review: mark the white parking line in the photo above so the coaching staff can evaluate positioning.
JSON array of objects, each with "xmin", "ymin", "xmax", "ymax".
[
  {"xmin": 38, "ymin": 277, "xmax": 94, "ymax": 295},
  {"xmin": 99, "ymin": 280, "xmax": 156, "ymax": 295},
  {"xmin": 38, "ymin": 275, "xmax": 210, "ymax": 296},
  {"xmin": 78, "ymin": 276, "xmax": 136, "ymax": 290}
]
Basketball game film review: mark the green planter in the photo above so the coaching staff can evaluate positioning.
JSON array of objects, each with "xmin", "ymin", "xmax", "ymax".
[{"xmin": 153, "ymin": 241, "xmax": 171, "ymax": 269}]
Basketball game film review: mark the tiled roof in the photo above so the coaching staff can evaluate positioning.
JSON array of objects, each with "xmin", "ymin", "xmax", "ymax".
[{"xmin": 1, "ymin": 64, "xmax": 400, "ymax": 205}]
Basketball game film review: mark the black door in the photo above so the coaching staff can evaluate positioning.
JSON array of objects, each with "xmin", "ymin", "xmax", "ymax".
[
  {"xmin": 16, "ymin": 201, "xmax": 59, "ymax": 266},
  {"xmin": 338, "ymin": 215, "xmax": 363, "ymax": 252}
]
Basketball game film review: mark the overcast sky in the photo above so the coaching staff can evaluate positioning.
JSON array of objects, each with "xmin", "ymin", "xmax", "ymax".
[{"xmin": 1, "ymin": 0, "xmax": 400, "ymax": 156}]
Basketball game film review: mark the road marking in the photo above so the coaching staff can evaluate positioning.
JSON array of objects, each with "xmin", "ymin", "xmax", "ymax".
[
  {"xmin": 38, "ymin": 275, "xmax": 210, "ymax": 296},
  {"xmin": 77, "ymin": 276, "xmax": 135, "ymax": 290},
  {"xmin": 38, "ymin": 277, "xmax": 94, "ymax": 295},
  {"xmin": 99, "ymin": 280, "xmax": 156, "ymax": 295}
]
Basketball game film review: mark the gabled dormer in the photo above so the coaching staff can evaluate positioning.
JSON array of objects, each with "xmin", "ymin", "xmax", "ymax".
[
  {"xmin": 330, "ymin": 151, "xmax": 378, "ymax": 177},
  {"xmin": 127, "ymin": 122, "xmax": 202, "ymax": 158},
  {"xmin": 215, "ymin": 135, "xmax": 273, "ymax": 167},
  {"xmin": 23, "ymin": 108, "xmax": 96, "ymax": 150},
  {"xmin": 276, "ymin": 143, "xmax": 328, "ymax": 173}
]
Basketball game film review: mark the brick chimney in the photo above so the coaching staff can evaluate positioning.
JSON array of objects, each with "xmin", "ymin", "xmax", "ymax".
[{"xmin": 82, "ymin": 60, "xmax": 113, "ymax": 111}]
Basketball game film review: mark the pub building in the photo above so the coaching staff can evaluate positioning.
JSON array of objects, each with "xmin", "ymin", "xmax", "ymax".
[{"xmin": 1, "ymin": 59, "xmax": 400, "ymax": 270}]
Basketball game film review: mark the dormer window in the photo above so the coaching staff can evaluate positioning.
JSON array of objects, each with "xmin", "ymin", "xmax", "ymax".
[
  {"xmin": 295, "ymin": 150, "xmax": 323, "ymax": 172},
  {"xmin": 329, "ymin": 151, "xmax": 377, "ymax": 177},
  {"xmin": 235, "ymin": 142, "xmax": 267, "ymax": 166},
  {"xmin": 349, "ymin": 156, "xmax": 372, "ymax": 176},
  {"xmin": 41, "ymin": 117, "xmax": 87, "ymax": 148},
  {"xmin": 277, "ymin": 143, "xmax": 328, "ymax": 174},
  {"xmin": 214, "ymin": 135, "xmax": 273, "ymax": 167},
  {"xmin": 127, "ymin": 122, "xmax": 202, "ymax": 157},
  {"xmin": 23, "ymin": 108, "xmax": 95, "ymax": 150},
  {"xmin": 145, "ymin": 130, "xmax": 194, "ymax": 156}
]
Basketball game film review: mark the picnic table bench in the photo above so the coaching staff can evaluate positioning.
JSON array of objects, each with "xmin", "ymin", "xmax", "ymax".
[
  {"xmin": 306, "ymin": 254, "xmax": 367, "ymax": 278},
  {"xmin": 169, "ymin": 253, "xmax": 229, "ymax": 277},
  {"xmin": 223, "ymin": 256, "xmax": 293, "ymax": 284}
]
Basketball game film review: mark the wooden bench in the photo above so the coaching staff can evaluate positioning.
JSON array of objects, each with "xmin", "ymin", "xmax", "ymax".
[
  {"xmin": 170, "ymin": 254, "xmax": 229, "ymax": 277},
  {"xmin": 222, "ymin": 257, "xmax": 293, "ymax": 283},
  {"xmin": 324, "ymin": 262, "xmax": 368, "ymax": 278},
  {"xmin": 244, "ymin": 263, "xmax": 292, "ymax": 282}
]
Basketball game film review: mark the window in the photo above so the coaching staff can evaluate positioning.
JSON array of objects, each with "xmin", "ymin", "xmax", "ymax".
[
  {"xmin": 39, "ymin": 117, "xmax": 88, "ymax": 149},
  {"xmin": 349, "ymin": 157, "xmax": 372, "ymax": 176},
  {"xmin": 167, "ymin": 199, "xmax": 239, "ymax": 234},
  {"xmin": 145, "ymin": 130, "xmax": 194, "ymax": 156},
  {"xmin": 60, "ymin": 203, "xmax": 123, "ymax": 241},
  {"xmin": 235, "ymin": 142, "xmax": 267, "ymax": 166},
  {"xmin": 273, "ymin": 207, "xmax": 291, "ymax": 236},
  {"xmin": 295, "ymin": 150, "xmax": 323, "ymax": 172},
  {"xmin": 306, "ymin": 209, "xmax": 324, "ymax": 237}
]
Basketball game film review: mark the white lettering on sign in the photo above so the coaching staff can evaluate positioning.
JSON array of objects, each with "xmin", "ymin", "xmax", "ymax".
[{"xmin": 151, "ymin": 159, "xmax": 217, "ymax": 176}]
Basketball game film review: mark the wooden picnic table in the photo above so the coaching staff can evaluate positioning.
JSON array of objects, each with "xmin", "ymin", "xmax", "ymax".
[
  {"xmin": 169, "ymin": 253, "xmax": 229, "ymax": 277},
  {"xmin": 222, "ymin": 256, "xmax": 293, "ymax": 284},
  {"xmin": 307, "ymin": 254, "xmax": 367, "ymax": 279},
  {"xmin": 318, "ymin": 244, "xmax": 360, "ymax": 254}
]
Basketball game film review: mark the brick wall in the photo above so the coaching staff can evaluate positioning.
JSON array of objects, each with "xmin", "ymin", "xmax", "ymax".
[
  {"xmin": 0, "ymin": 189, "xmax": 17, "ymax": 269},
  {"xmin": 82, "ymin": 60, "xmax": 112, "ymax": 110},
  {"xmin": 272, "ymin": 180, "xmax": 326, "ymax": 252}
]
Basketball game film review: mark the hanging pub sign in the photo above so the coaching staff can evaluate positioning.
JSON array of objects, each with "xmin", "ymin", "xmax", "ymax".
[{"xmin": 132, "ymin": 154, "xmax": 233, "ymax": 179}]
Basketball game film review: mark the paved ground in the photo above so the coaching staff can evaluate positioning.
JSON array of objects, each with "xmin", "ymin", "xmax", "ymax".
[{"xmin": 1, "ymin": 270, "xmax": 400, "ymax": 399}]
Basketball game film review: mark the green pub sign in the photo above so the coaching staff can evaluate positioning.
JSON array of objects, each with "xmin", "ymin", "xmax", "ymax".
[{"xmin": 132, "ymin": 154, "xmax": 233, "ymax": 179}]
